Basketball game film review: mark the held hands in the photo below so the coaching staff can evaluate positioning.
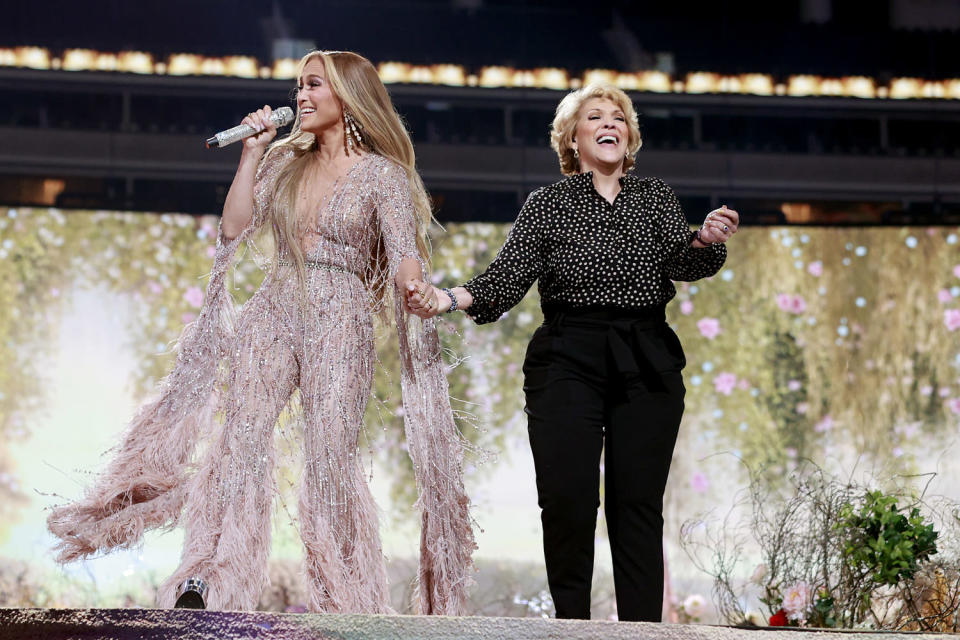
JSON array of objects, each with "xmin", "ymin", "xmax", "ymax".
[
  {"xmin": 403, "ymin": 279, "xmax": 446, "ymax": 318},
  {"xmin": 242, "ymin": 105, "xmax": 278, "ymax": 152},
  {"xmin": 697, "ymin": 204, "xmax": 740, "ymax": 245}
]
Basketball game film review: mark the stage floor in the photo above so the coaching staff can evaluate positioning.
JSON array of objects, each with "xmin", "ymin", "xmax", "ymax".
[{"xmin": 1, "ymin": 609, "xmax": 955, "ymax": 640}]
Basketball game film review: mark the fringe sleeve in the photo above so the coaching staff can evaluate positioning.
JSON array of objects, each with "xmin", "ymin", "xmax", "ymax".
[
  {"xmin": 375, "ymin": 157, "xmax": 477, "ymax": 614},
  {"xmin": 46, "ymin": 148, "xmax": 291, "ymax": 563}
]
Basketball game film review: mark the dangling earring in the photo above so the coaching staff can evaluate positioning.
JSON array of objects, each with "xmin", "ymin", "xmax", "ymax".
[
  {"xmin": 573, "ymin": 147, "xmax": 579, "ymax": 159},
  {"xmin": 343, "ymin": 111, "xmax": 354, "ymax": 153},
  {"xmin": 344, "ymin": 111, "xmax": 363, "ymax": 153}
]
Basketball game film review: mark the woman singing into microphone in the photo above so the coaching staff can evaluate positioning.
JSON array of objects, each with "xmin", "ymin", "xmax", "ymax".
[{"xmin": 47, "ymin": 50, "xmax": 475, "ymax": 615}]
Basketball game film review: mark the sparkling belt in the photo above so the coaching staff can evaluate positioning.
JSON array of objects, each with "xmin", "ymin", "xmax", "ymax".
[{"xmin": 276, "ymin": 258, "xmax": 357, "ymax": 276}]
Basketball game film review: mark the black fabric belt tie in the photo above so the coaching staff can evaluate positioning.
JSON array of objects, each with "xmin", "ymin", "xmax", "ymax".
[{"xmin": 541, "ymin": 306, "xmax": 683, "ymax": 376}]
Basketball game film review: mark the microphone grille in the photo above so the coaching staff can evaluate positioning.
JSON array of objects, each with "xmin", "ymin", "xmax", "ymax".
[{"xmin": 274, "ymin": 106, "xmax": 295, "ymax": 126}]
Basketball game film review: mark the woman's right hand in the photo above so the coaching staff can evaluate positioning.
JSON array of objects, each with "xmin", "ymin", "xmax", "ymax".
[
  {"xmin": 242, "ymin": 105, "xmax": 278, "ymax": 151},
  {"xmin": 405, "ymin": 280, "xmax": 444, "ymax": 318}
]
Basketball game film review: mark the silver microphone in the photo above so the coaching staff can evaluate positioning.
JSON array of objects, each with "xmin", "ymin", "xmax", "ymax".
[{"xmin": 205, "ymin": 106, "xmax": 295, "ymax": 149}]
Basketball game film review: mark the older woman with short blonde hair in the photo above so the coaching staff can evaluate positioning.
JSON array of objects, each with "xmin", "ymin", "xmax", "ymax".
[
  {"xmin": 551, "ymin": 84, "xmax": 644, "ymax": 176},
  {"xmin": 408, "ymin": 83, "xmax": 738, "ymax": 621}
]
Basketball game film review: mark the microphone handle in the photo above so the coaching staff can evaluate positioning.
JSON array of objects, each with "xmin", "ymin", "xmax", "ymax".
[
  {"xmin": 206, "ymin": 123, "xmax": 259, "ymax": 148},
  {"xmin": 205, "ymin": 107, "xmax": 294, "ymax": 149}
]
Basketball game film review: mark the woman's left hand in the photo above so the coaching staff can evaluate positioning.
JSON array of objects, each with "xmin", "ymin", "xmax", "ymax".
[
  {"xmin": 699, "ymin": 205, "xmax": 740, "ymax": 244},
  {"xmin": 403, "ymin": 279, "xmax": 442, "ymax": 318}
]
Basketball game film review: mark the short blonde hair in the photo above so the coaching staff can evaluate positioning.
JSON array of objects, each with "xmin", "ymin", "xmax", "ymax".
[{"xmin": 549, "ymin": 84, "xmax": 642, "ymax": 176}]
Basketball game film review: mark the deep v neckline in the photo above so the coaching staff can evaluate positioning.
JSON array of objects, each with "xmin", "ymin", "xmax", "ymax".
[
  {"xmin": 318, "ymin": 153, "xmax": 371, "ymax": 211},
  {"xmin": 299, "ymin": 153, "xmax": 372, "ymax": 222}
]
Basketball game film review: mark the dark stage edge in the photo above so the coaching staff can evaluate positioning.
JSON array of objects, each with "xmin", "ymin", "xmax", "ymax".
[{"xmin": 1, "ymin": 609, "xmax": 955, "ymax": 640}]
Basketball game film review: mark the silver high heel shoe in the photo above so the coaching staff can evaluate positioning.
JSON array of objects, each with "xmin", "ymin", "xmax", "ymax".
[{"xmin": 174, "ymin": 577, "xmax": 208, "ymax": 609}]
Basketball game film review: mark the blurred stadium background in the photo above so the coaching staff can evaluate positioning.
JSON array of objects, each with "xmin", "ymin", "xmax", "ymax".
[{"xmin": 2, "ymin": 0, "xmax": 958, "ymax": 223}]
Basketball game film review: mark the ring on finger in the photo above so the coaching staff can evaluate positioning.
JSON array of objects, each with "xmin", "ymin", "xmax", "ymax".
[{"xmin": 723, "ymin": 225, "xmax": 729, "ymax": 231}]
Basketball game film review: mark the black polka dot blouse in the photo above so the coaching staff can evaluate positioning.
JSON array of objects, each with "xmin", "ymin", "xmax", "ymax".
[{"xmin": 461, "ymin": 171, "xmax": 727, "ymax": 325}]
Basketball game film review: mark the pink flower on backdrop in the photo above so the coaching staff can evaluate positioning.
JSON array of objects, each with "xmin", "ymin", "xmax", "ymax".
[
  {"xmin": 948, "ymin": 398, "xmax": 960, "ymax": 415},
  {"xmin": 945, "ymin": 309, "xmax": 960, "ymax": 331},
  {"xmin": 814, "ymin": 415, "xmax": 834, "ymax": 433},
  {"xmin": 921, "ymin": 385, "xmax": 933, "ymax": 396},
  {"xmin": 181, "ymin": 312, "xmax": 196, "ymax": 324},
  {"xmin": 691, "ymin": 471, "xmax": 710, "ymax": 493},
  {"xmin": 183, "ymin": 286, "xmax": 204, "ymax": 308},
  {"xmin": 796, "ymin": 402, "xmax": 809, "ymax": 415},
  {"xmin": 147, "ymin": 281, "xmax": 163, "ymax": 295},
  {"xmin": 807, "ymin": 261, "xmax": 823, "ymax": 277},
  {"xmin": 714, "ymin": 372, "xmax": 738, "ymax": 395},
  {"xmin": 939, "ymin": 289, "xmax": 953, "ymax": 303},
  {"xmin": 206, "ymin": 245, "xmax": 217, "ymax": 258},
  {"xmin": 782, "ymin": 582, "xmax": 812, "ymax": 621},
  {"xmin": 737, "ymin": 378, "xmax": 750, "ymax": 390},
  {"xmin": 680, "ymin": 300, "xmax": 694, "ymax": 315},
  {"xmin": 940, "ymin": 388, "xmax": 951, "ymax": 398},
  {"xmin": 898, "ymin": 422, "xmax": 921, "ymax": 438},
  {"xmin": 953, "ymin": 265, "xmax": 960, "ymax": 278},
  {"xmin": 776, "ymin": 293, "xmax": 807, "ymax": 314},
  {"xmin": 787, "ymin": 379, "xmax": 802, "ymax": 391},
  {"xmin": 697, "ymin": 317, "xmax": 721, "ymax": 339}
]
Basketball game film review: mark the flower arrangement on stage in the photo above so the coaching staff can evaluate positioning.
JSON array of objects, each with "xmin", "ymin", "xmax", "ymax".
[
  {"xmin": 681, "ymin": 463, "xmax": 960, "ymax": 631},
  {"xmin": 676, "ymin": 593, "xmax": 708, "ymax": 623}
]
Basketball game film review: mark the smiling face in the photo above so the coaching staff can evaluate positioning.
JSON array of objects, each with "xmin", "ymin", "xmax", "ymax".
[
  {"xmin": 296, "ymin": 56, "xmax": 344, "ymax": 135},
  {"xmin": 572, "ymin": 97, "xmax": 629, "ymax": 174}
]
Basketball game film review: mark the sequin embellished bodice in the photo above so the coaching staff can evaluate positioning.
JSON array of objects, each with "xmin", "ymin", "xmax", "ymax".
[{"xmin": 253, "ymin": 149, "xmax": 419, "ymax": 282}]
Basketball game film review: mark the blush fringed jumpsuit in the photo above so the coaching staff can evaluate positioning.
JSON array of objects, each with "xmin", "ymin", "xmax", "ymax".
[{"xmin": 48, "ymin": 149, "xmax": 475, "ymax": 614}]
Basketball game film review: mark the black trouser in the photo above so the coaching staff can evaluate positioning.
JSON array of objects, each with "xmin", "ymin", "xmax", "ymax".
[{"xmin": 522, "ymin": 306, "xmax": 685, "ymax": 622}]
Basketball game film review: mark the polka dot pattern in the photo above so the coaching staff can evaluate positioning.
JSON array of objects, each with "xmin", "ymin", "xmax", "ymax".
[{"xmin": 462, "ymin": 172, "xmax": 727, "ymax": 324}]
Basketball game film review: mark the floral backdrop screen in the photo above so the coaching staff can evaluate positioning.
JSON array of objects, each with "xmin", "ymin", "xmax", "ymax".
[{"xmin": 0, "ymin": 207, "xmax": 958, "ymax": 617}]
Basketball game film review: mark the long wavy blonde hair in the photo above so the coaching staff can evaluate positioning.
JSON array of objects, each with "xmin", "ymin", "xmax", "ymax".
[{"xmin": 261, "ymin": 50, "xmax": 432, "ymax": 311}]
